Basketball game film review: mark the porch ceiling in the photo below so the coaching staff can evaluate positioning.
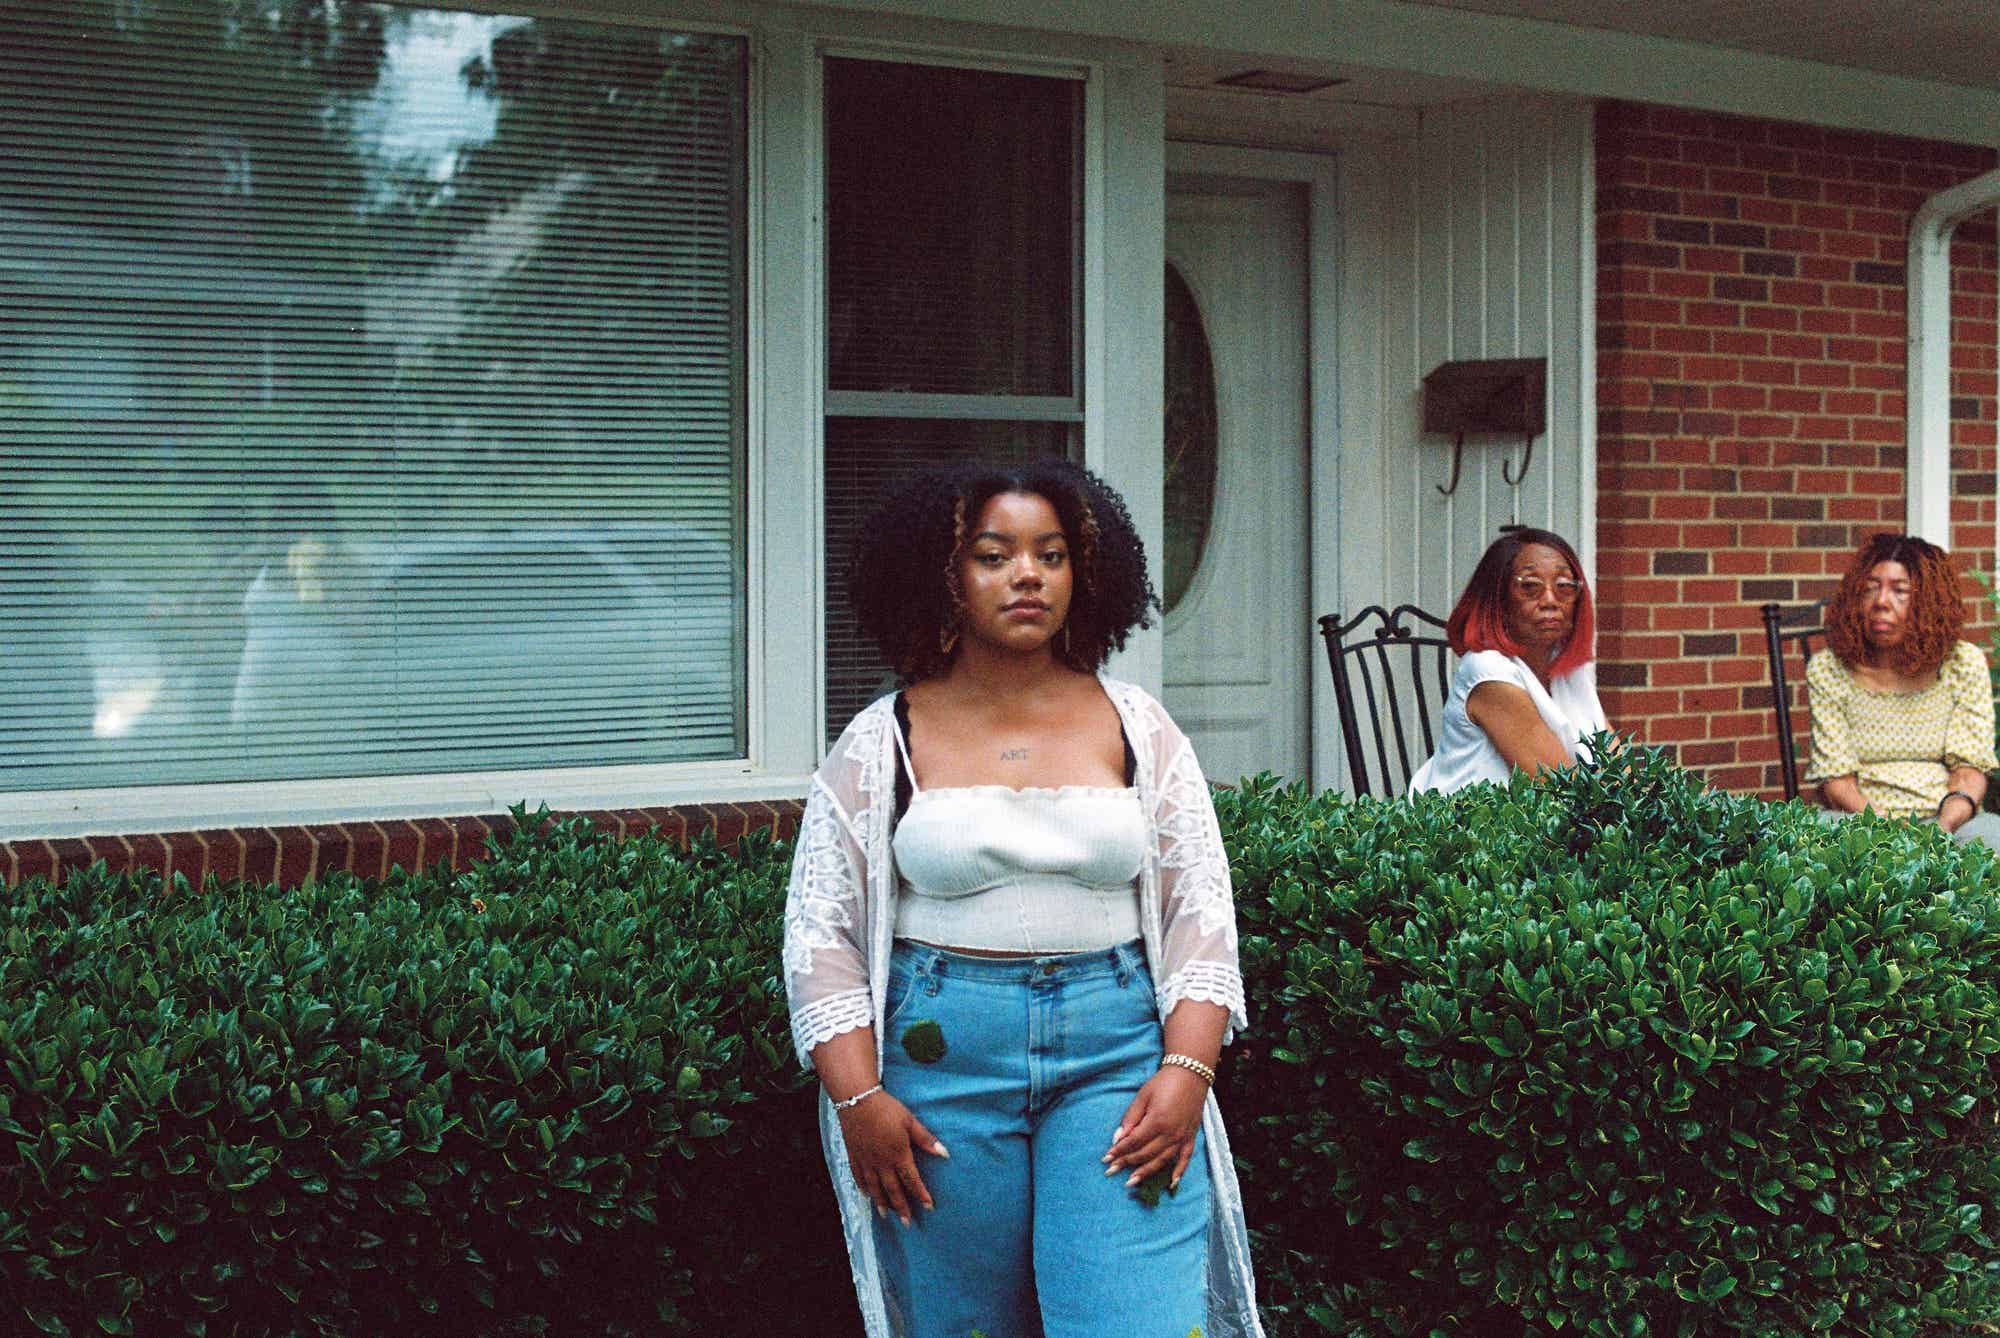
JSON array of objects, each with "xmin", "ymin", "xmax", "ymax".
[
  {"xmin": 1406, "ymin": 0, "xmax": 2000, "ymax": 93},
  {"xmin": 821, "ymin": 0, "xmax": 2000, "ymax": 143},
  {"xmin": 1165, "ymin": 0, "xmax": 2000, "ymax": 125}
]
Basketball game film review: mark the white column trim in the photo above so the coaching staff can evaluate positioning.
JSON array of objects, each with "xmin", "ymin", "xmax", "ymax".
[
  {"xmin": 1093, "ymin": 58, "xmax": 1168, "ymax": 693},
  {"xmin": 1575, "ymin": 109, "xmax": 1598, "ymax": 582},
  {"xmin": 1905, "ymin": 166, "xmax": 2000, "ymax": 548},
  {"xmin": 756, "ymin": 22, "xmax": 826, "ymax": 775}
]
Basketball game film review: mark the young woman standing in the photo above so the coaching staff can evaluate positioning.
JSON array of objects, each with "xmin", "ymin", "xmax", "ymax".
[{"xmin": 782, "ymin": 458, "xmax": 1262, "ymax": 1338}]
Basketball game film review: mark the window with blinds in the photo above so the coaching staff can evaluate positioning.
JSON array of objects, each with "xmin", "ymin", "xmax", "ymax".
[
  {"xmin": 0, "ymin": 3, "xmax": 747, "ymax": 793},
  {"xmin": 822, "ymin": 57, "xmax": 1081, "ymax": 739}
]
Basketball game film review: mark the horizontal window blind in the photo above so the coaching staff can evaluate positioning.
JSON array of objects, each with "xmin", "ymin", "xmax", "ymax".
[{"xmin": 0, "ymin": 3, "xmax": 747, "ymax": 792}]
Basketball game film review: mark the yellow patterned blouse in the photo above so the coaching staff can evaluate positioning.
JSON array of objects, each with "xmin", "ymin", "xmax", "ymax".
[{"xmin": 1803, "ymin": 640, "xmax": 1997, "ymax": 818}]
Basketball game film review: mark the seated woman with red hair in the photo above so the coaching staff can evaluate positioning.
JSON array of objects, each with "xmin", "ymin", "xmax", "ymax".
[
  {"xmin": 1410, "ymin": 527, "xmax": 1608, "ymax": 794},
  {"xmin": 1805, "ymin": 533, "xmax": 2000, "ymax": 846}
]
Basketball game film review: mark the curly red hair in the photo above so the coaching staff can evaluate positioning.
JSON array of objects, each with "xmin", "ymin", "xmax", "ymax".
[
  {"xmin": 1445, "ymin": 527, "xmax": 1595, "ymax": 677},
  {"xmin": 1824, "ymin": 533, "xmax": 1965, "ymax": 676}
]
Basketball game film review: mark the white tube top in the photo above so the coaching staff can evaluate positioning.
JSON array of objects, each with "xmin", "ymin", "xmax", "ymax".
[{"xmin": 892, "ymin": 785, "xmax": 1146, "ymax": 952}]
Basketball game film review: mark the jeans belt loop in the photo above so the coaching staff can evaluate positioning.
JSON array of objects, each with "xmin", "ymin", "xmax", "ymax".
[{"xmin": 1112, "ymin": 941, "xmax": 1135, "ymax": 988}]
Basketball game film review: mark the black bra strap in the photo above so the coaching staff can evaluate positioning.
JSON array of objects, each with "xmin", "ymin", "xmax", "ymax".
[{"xmin": 893, "ymin": 692, "xmax": 915, "ymax": 818}]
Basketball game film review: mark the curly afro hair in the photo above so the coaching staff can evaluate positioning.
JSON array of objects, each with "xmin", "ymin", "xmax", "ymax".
[
  {"xmin": 848, "ymin": 456, "xmax": 1159, "ymax": 684},
  {"xmin": 1825, "ymin": 532, "xmax": 1967, "ymax": 676}
]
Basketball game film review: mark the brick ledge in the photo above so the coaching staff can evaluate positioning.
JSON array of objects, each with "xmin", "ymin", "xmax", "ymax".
[{"xmin": 2, "ymin": 801, "xmax": 807, "ymax": 890}]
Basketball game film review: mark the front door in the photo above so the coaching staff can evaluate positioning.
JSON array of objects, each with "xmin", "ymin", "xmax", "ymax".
[{"xmin": 1161, "ymin": 175, "xmax": 1311, "ymax": 784}]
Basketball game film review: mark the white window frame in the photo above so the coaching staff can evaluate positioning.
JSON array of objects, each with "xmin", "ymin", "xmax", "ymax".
[
  {"xmin": 816, "ymin": 42, "xmax": 1092, "ymax": 739},
  {"xmin": 0, "ymin": 1, "xmax": 1161, "ymax": 840}
]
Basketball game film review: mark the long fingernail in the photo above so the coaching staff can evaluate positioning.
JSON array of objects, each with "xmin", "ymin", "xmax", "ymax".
[
  {"xmin": 873, "ymin": 1203, "xmax": 885, "ymax": 1219},
  {"xmin": 899, "ymin": 1215, "xmax": 911, "ymax": 1228},
  {"xmin": 931, "ymin": 1140, "xmax": 950, "ymax": 1158},
  {"xmin": 1111, "ymin": 1125, "xmax": 1125, "ymax": 1143},
  {"xmin": 1170, "ymin": 1176, "xmax": 1181, "ymax": 1191},
  {"xmin": 1125, "ymin": 1171, "xmax": 1141, "ymax": 1187}
]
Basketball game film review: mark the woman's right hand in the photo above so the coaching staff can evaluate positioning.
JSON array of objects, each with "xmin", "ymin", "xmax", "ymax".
[{"xmin": 838, "ymin": 1091, "xmax": 948, "ymax": 1226}]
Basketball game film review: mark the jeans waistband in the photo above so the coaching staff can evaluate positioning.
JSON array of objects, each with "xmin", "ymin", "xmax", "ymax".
[{"xmin": 892, "ymin": 937, "xmax": 1146, "ymax": 986}]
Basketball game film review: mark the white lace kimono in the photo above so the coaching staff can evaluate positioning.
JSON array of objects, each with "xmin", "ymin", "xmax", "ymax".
[{"xmin": 782, "ymin": 675, "xmax": 1265, "ymax": 1338}]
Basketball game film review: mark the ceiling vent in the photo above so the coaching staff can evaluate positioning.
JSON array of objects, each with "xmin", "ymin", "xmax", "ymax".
[{"xmin": 1213, "ymin": 69, "xmax": 1346, "ymax": 94}]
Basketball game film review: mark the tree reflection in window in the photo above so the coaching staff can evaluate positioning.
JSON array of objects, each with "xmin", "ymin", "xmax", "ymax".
[{"xmin": 1162, "ymin": 262, "xmax": 1218, "ymax": 614}]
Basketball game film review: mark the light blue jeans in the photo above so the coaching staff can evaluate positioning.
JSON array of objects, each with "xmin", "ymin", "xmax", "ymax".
[{"xmin": 872, "ymin": 939, "xmax": 1210, "ymax": 1338}]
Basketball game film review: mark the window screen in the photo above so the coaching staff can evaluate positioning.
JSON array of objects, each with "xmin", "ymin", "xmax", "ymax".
[
  {"xmin": 0, "ymin": 3, "xmax": 747, "ymax": 791},
  {"xmin": 821, "ymin": 57, "xmax": 1081, "ymax": 740}
]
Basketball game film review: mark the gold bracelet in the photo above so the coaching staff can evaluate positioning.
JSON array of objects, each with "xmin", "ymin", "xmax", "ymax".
[{"xmin": 1160, "ymin": 1053, "xmax": 1216, "ymax": 1086}]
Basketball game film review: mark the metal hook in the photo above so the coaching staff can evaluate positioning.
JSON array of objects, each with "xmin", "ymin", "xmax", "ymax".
[
  {"xmin": 1436, "ymin": 431, "xmax": 1467, "ymax": 497},
  {"xmin": 1501, "ymin": 431, "xmax": 1537, "ymax": 487}
]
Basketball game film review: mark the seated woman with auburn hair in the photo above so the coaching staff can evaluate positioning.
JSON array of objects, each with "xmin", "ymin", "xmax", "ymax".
[
  {"xmin": 1409, "ymin": 526, "xmax": 1608, "ymax": 794},
  {"xmin": 1805, "ymin": 533, "xmax": 2000, "ymax": 846}
]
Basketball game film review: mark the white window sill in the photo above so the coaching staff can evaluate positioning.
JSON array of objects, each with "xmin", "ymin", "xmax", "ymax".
[{"xmin": 0, "ymin": 761, "xmax": 814, "ymax": 842}]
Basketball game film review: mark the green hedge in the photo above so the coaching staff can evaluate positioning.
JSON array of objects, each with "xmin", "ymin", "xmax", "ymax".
[
  {"xmin": 0, "ymin": 813, "xmax": 838, "ymax": 1337},
  {"xmin": 4, "ymin": 745, "xmax": 2000, "ymax": 1335},
  {"xmin": 1224, "ymin": 742, "xmax": 2000, "ymax": 1336}
]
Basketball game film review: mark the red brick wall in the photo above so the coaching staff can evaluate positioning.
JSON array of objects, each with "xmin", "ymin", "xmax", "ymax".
[
  {"xmin": 0, "ymin": 801, "xmax": 804, "ymax": 891},
  {"xmin": 1594, "ymin": 101, "xmax": 1999, "ymax": 795}
]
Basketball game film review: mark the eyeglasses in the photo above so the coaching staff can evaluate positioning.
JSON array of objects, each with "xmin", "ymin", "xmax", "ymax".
[{"xmin": 1511, "ymin": 575, "xmax": 1583, "ymax": 604}]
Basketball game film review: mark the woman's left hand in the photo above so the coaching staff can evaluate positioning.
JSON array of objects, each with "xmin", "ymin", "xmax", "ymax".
[{"xmin": 1104, "ymin": 1066, "xmax": 1208, "ymax": 1192}]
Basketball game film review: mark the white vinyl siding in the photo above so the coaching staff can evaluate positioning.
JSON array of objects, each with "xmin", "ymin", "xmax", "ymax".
[{"xmin": 1354, "ymin": 96, "xmax": 1596, "ymax": 621}]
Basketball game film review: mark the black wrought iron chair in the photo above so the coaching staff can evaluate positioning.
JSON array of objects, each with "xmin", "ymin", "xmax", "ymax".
[
  {"xmin": 1317, "ymin": 604, "xmax": 1455, "ymax": 797},
  {"xmin": 1760, "ymin": 600, "xmax": 1827, "ymax": 800}
]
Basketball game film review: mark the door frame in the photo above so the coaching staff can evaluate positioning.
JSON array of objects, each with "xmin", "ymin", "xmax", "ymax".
[{"xmin": 1165, "ymin": 141, "xmax": 1349, "ymax": 791}]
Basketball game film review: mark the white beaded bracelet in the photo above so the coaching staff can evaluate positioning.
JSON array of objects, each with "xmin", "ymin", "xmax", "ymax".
[
  {"xmin": 829, "ymin": 1082, "xmax": 884, "ymax": 1112},
  {"xmin": 1160, "ymin": 1053, "xmax": 1216, "ymax": 1086}
]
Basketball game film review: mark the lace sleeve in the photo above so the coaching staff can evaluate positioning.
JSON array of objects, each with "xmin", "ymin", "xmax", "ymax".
[
  {"xmin": 1138, "ymin": 693, "xmax": 1248, "ymax": 1043},
  {"xmin": 782, "ymin": 714, "xmax": 883, "ymax": 1067}
]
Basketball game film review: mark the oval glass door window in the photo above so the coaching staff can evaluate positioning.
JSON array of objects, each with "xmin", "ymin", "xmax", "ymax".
[{"xmin": 1162, "ymin": 262, "xmax": 1218, "ymax": 613}]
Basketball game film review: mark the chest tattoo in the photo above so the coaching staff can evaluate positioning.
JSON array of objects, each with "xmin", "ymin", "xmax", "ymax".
[{"xmin": 999, "ymin": 747, "xmax": 1029, "ymax": 761}]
